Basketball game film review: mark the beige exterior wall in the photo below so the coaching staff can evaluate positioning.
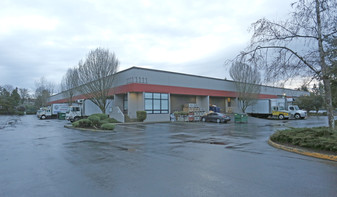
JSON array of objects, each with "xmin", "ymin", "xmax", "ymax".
[
  {"xmin": 196, "ymin": 96, "xmax": 209, "ymax": 112},
  {"xmin": 170, "ymin": 95, "xmax": 196, "ymax": 112},
  {"xmin": 128, "ymin": 92, "xmax": 144, "ymax": 119}
]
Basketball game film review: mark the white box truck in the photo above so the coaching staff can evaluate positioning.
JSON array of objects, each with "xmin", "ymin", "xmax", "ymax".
[
  {"xmin": 246, "ymin": 98, "xmax": 307, "ymax": 120},
  {"xmin": 67, "ymin": 99, "xmax": 104, "ymax": 122},
  {"xmin": 37, "ymin": 103, "xmax": 69, "ymax": 119}
]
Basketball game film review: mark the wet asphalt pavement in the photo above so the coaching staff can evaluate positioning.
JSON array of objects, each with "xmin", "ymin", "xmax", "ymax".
[{"xmin": 0, "ymin": 115, "xmax": 337, "ymax": 197}]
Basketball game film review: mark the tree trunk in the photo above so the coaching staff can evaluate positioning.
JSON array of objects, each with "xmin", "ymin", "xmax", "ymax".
[
  {"xmin": 100, "ymin": 105, "xmax": 106, "ymax": 114},
  {"xmin": 322, "ymin": 78, "xmax": 335, "ymax": 129},
  {"xmin": 316, "ymin": 0, "xmax": 335, "ymax": 129}
]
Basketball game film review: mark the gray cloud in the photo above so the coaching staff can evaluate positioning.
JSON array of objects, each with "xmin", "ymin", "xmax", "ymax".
[{"xmin": 0, "ymin": 0, "xmax": 294, "ymax": 91}]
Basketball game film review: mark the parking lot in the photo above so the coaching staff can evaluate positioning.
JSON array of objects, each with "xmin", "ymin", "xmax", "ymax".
[{"xmin": 0, "ymin": 115, "xmax": 337, "ymax": 197}]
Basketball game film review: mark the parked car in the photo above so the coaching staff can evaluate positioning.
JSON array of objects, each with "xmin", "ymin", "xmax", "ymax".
[{"xmin": 201, "ymin": 112, "xmax": 231, "ymax": 123}]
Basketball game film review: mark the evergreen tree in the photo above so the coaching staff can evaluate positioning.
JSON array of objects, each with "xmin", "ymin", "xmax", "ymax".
[
  {"xmin": 11, "ymin": 88, "xmax": 21, "ymax": 107},
  {"xmin": 0, "ymin": 87, "xmax": 12, "ymax": 114}
]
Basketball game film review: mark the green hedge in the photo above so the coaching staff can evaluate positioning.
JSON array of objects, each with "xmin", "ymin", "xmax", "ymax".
[
  {"xmin": 72, "ymin": 121, "xmax": 79, "ymax": 127},
  {"xmin": 89, "ymin": 113, "xmax": 108, "ymax": 120},
  {"xmin": 72, "ymin": 119, "xmax": 92, "ymax": 128},
  {"xmin": 270, "ymin": 127, "xmax": 337, "ymax": 152},
  {"xmin": 88, "ymin": 115, "xmax": 100, "ymax": 127},
  {"xmin": 99, "ymin": 119, "xmax": 109, "ymax": 125},
  {"xmin": 136, "ymin": 111, "xmax": 147, "ymax": 122},
  {"xmin": 15, "ymin": 111, "xmax": 25, "ymax": 116},
  {"xmin": 107, "ymin": 118, "xmax": 119, "ymax": 123},
  {"xmin": 101, "ymin": 123, "xmax": 115, "ymax": 130},
  {"xmin": 72, "ymin": 115, "xmax": 118, "ymax": 130}
]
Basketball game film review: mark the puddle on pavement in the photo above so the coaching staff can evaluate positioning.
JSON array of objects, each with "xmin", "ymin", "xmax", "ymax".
[
  {"xmin": 0, "ymin": 117, "xmax": 21, "ymax": 130},
  {"xmin": 225, "ymin": 142, "xmax": 251, "ymax": 149},
  {"xmin": 64, "ymin": 140, "xmax": 142, "ymax": 153},
  {"xmin": 171, "ymin": 133, "xmax": 195, "ymax": 139},
  {"xmin": 186, "ymin": 138, "xmax": 230, "ymax": 146},
  {"xmin": 35, "ymin": 124, "xmax": 48, "ymax": 127}
]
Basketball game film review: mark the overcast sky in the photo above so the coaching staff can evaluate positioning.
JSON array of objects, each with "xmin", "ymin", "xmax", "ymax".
[{"xmin": 0, "ymin": 0, "xmax": 295, "ymax": 92}]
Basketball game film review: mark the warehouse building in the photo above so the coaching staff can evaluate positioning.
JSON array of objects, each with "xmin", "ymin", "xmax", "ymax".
[{"xmin": 48, "ymin": 67, "xmax": 308, "ymax": 122}]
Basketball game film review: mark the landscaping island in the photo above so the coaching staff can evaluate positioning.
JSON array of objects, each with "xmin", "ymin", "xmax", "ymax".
[
  {"xmin": 72, "ymin": 114, "xmax": 119, "ymax": 131},
  {"xmin": 69, "ymin": 111, "xmax": 147, "ymax": 131},
  {"xmin": 269, "ymin": 126, "xmax": 337, "ymax": 161}
]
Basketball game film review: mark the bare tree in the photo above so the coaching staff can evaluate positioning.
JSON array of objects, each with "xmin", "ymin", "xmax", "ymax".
[
  {"xmin": 232, "ymin": 0, "xmax": 337, "ymax": 129},
  {"xmin": 19, "ymin": 88, "xmax": 30, "ymax": 104},
  {"xmin": 35, "ymin": 77, "xmax": 56, "ymax": 96},
  {"xmin": 34, "ymin": 77, "xmax": 55, "ymax": 107},
  {"xmin": 230, "ymin": 62, "xmax": 261, "ymax": 113},
  {"xmin": 3, "ymin": 84, "xmax": 14, "ymax": 93},
  {"xmin": 61, "ymin": 67, "xmax": 79, "ymax": 105},
  {"xmin": 77, "ymin": 48, "xmax": 119, "ymax": 113}
]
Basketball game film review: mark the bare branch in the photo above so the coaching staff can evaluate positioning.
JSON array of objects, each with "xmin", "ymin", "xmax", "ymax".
[
  {"xmin": 230, "ymin": 0, "xmax": 337, "ymax": 128},
  {"xmin": 244, "ymin": 45, "xmax": 320, "ymax": 75},
  {"xmin": 230, "ymin": 62, "xmax": 261, "ymax": 113},
  {"xmin": 77, "ymin": 48, "xmax": 119, "ymax": 113}
]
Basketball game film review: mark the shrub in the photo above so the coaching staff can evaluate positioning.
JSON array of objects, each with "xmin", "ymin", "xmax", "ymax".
[
  {"xmin": 75, "ymin": 119, "xmax": 92, "ymax": 128},
  {"xmin": 99, "ymin": 119, "xmax": 109, "ymax": 125},
  {"xmin": 15, "ymin": 111, "xmax": 25, "ymax": 116},
  {"xmin": 270, "ymin": 127, "xmax": 337, "ymax": 153},
  {"xmin": 88, "ymin": 114, "xmax": 99, "ymax": 119},
  {"xmin": 101, "ymin": 123, "xmax": 115, "ymax": 130},
  {"xmin": 72, "ymin": 121, "xmax": 80, "ymax": 127},
  {"xmin": 17, "ymin": 106, "xmax": 26, "ymax": 112},
  {"xmin": 25, "ymin": 105, "xmax": 37, "ymax": 114},
  {"xmin": 125, "ymin": 115, "xmax": 131, "ymax": 122},
  {"xmin": 136, "ymin": 111, "xmax": 147, "ymax": 122},
  {"xmin": 106, "ymin": 118, "xmax": 119, "ymax": 123},
  {"xmin": 99, "ymin": 118, "xmax": 119, "ymax": 125},
  {"xmin": 90, "ymin": 113, "xmax": 108, "ymax": 120},
  {"xmin": 88, "ymin": 115, "xmax": 101, "ymax": 127},
  {"xmin": 125, "ymin": 115, "xmax": 137, "ymax": 122}
]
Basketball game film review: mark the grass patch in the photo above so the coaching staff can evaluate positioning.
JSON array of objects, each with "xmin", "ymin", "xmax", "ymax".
[{"xmin": 270, "ymin": 127, "xmax": 337, "ymax": 153}]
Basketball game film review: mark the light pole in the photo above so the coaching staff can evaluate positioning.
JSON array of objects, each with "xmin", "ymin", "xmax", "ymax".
[{"xmin": 283, "ymin": 93, "xmax": 287, "ymax": 109}]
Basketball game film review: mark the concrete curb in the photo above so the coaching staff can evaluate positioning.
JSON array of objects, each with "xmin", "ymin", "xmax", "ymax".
[
  {"xmin": 63, "ymin": 121, "xmax": 172, "ymax": 132},
  {"xmin": 64, "ymin": 125, "xmax": 113, "ymax": 132},
  {"xmin": 268, "ymin": 139, "xmax": 337, "ymax": 162}
]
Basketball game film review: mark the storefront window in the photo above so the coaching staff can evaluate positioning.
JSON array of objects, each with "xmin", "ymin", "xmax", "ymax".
[
  {"xmin": 161, "ymin": 100, "xmax": 168, "ymax": 110},
  {"xmin": 144, "ymin": 93, "xmax": 169, "ymax": 114},
  {"xmin": 144, "ymin": 93, "xmax": 152, "ymax": 99},
  {"xmin": 145, "ymin": 100, "xmax": 153, "ymax": 110}
]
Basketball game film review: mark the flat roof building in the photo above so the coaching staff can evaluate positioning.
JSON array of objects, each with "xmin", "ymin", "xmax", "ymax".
[{"xmin": 48, "ymin": 67, "xmax": 308, "ymax": 122}]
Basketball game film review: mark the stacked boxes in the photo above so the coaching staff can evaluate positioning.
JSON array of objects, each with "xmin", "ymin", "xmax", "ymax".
[
  {"xmin": 174, "ymin": 103, "xmax": 206, "ymax": 122},
  {"xmin": 183, "ymin": 103, "xmax": 200, "ymax": 113},
  {"xmin": 188, "ymin": 112, "xmax": 194, "ymax": 121},
  {"xmin": 183, "ymin": 103, "xmax": 205, "ymax": 122}
]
